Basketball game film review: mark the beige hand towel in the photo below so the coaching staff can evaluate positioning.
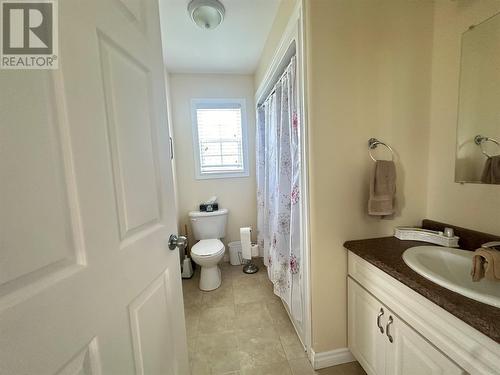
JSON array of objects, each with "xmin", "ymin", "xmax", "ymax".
[
  {"xmin": 481, "ymin": 155, "xmax": 500, "ymax": 184},
  {"xmin": 471, "ymin": 248, "xmax": 500, "ymax": 282},
  {"xmin": 368, "ymin": 160, "xmax": 396, "ymax": 217}
]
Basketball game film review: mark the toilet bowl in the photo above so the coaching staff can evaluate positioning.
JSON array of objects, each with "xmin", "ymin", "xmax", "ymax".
[
  {"xmin": 188, "ymin": 208, "xmax": 228, "ymax": 291},
  {"xmin": 191, "ymin": 239, "xmax": 225, "ymax": 291}
]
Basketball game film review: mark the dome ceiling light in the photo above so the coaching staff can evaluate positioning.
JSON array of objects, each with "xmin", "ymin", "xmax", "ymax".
[{"xmin": 188, "ymin": 0, "xmax": 225, "ymax": 30}]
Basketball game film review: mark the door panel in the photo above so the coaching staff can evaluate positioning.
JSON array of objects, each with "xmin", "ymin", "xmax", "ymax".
[
  {"xmin": 55, "ymin": 338, "xmax": 101, "ymax": 375},
  {"xmin": 348, "ymin": 278, "xmax": 386, "ymax": 375},
  {"xmin": 386, "ymin": 316, "xmax": 465, "ymax": 375},
  {"xmin": 129, "ymin": 271, "xmax": 175, "ymax": 375},
  {"xmin": 0, "ymin": 0, "xmax": 188, "ymax": 373},
  {"xmin": 116, "ymin": 0, "xmax": 145, "ymax": 29},
  {"xmin": 98, "ymin": 33, "xmax": 162, "ymax": 238},
  {"xmin": 0, "ymin": 71, "xmax": 85, "ymax": 298}
]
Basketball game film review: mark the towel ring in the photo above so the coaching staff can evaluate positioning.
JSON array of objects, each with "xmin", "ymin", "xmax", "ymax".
[
  {"xmin": 368, "ymin": 138, "xmax": 395, "ymax": 162},
  {"xmin": 474, "ymin": 135, "xmax": 500, "ymax": 158}
]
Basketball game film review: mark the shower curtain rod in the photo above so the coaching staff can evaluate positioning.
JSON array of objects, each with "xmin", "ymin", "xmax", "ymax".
[{"xmin": 258, "ymin": 55, "xmax": 296, "ymax": 109}]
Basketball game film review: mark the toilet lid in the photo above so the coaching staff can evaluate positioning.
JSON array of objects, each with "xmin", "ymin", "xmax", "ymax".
[{"xmin": 191, "ymin": 239, "xmax": 224, "ymax": 257}]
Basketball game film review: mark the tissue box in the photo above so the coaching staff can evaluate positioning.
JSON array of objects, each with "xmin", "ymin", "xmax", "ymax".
[{"xmin": 199, "ymin": 203, "xmax": 218, "ymax": 212}]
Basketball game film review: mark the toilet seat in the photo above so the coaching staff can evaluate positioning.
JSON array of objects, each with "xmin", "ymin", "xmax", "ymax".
[{"xmin": 191, "ymin": 239, "xmax": 225, "ymax": 257}]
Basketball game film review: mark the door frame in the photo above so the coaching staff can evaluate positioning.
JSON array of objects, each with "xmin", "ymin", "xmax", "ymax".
[{"xmin": 254, "ymin": 0, "xmax": 312, "ymax": 360}]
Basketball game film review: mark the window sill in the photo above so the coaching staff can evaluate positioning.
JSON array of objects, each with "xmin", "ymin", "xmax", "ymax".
[{"xmin": 195, "ymin": 170, "xmax": 250, "ymax": 180}]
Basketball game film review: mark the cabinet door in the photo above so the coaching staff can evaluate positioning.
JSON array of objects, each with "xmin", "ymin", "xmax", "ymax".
[
  {"xmin": 348, "ymin": 278, "xmax": 386, "ymax": 375},
  {"xmin": 385, "ymin": 315, "xmax": 465, "ymax": 375}
]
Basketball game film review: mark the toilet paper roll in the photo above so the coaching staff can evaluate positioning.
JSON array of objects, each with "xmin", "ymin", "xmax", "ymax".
[
  {"xmin": 251, "ymin": 244, "xmax": 259, "ymax": 257},
  {"xmin": 240, "ymin": 227, "xmax": 252, "ymax": 260}
]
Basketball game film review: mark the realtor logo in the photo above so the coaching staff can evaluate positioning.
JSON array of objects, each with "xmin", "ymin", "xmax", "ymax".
[{"xmin": 1, "ymin": 0, "xmax": 58, "ymax": 69}]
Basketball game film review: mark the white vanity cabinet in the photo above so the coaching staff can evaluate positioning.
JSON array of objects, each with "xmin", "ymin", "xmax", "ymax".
[
  {"xmin": 385, "ymin": 311, "xmax": 464, "ymax": 375},
  {"xmin": 347, "ymin": 251, "xmax": 500, "ymax": 375},
  {"xmin": 348, "ymin": 278, "xmax": 387, "ymax": 375},
  {"xmin": 348, "ymin": 278, "xmax": 465, "ymax": 375}
]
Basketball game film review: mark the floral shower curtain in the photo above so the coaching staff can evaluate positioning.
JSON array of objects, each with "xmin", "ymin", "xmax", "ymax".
[{"xmin": 257, "ymin": 57, "xmax": 302, "ymax": 322}]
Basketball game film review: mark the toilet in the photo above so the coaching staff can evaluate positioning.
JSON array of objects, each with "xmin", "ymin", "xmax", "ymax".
[{"xmin": 189, "ymin": 208, "xmax": 228, "ymax": 291}]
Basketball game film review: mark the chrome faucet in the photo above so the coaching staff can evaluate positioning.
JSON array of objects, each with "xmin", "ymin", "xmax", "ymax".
[{"xmin": 481, "ymin": 241, "xmax": 500, "ymax": 250}]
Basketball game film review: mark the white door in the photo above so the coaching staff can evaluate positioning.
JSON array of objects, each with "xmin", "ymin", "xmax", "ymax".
[
  {"xmin": 0, "ymin": 0, "xmax": 189, "ymax": 374},
  {"xmin": 386, "ymin": 314, "xmax": 465, "ymax": 375},
  {"xmin": 348, "ymin": 278, "xmax": 386, "ymax": 375}
]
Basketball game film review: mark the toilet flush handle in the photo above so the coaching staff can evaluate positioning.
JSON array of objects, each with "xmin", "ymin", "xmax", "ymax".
[{"xmin": 168, "ymin": 234, "xmax": 188, "ymax": 251}]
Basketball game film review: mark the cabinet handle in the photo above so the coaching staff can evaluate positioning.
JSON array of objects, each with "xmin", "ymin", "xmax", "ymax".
[
  {"xmin": 386, "ymin": 316, "xmax": 394, "ymax": 343},
  {"xmin": 376, "ymin": 308, "xmax": 385, "ymax": 334}
]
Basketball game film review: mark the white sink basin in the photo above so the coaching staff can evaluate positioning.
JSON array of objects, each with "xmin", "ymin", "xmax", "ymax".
[{"xmin": 402, "ymin": 246, "xmax": 500, "ymax": 308}]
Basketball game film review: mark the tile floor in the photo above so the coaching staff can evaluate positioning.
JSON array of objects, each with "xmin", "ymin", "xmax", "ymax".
[{"xmin": 182, "ymin": 259, "xmax": 367, "ymax": 375}]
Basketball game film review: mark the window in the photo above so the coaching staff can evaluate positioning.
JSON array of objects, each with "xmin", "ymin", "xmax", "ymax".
[{"xmin": 191, "ymin": 99, "xmax": 249, "ymax": 179}]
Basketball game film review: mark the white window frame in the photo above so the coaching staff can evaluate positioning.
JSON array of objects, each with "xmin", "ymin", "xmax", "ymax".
[{"xmin": 191, "ymin": 98, "xmax": 249, "ymax": 180}]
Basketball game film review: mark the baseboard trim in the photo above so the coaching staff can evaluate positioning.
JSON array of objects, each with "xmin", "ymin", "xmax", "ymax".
[{"xmin": 310, "ymin": 348, "xmax": 355, "ymax": 370}]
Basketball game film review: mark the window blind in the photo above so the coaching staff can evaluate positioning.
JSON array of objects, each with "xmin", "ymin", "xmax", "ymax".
[{"xmin": 195, "ymin": 106, "xmax": 244, "ymax": 173}]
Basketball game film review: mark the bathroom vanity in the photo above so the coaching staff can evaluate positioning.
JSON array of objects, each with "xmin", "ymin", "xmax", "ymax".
[{"xmin": 344, "ymin": 221, "xmax": 500, "ymax": 375}]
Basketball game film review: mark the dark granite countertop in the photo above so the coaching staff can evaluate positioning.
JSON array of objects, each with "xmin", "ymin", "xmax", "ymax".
[{"xmin": 344, "ymin": 236, "xmax": 500, "ymax": 344}]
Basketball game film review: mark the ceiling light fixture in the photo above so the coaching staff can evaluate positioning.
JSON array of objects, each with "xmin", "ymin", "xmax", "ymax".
[{"xmin": 188, "ymin": 0, "xmax": 225, "ymax": 30}]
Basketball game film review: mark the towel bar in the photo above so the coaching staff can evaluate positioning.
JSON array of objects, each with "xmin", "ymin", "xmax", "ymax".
[
  {"xmin": 368, "ymin": 138, "xmax": 395, "ymax": 162},
  {"xmin": 474, "ymin": 135, "xmax": 500, "ymax": 158}
]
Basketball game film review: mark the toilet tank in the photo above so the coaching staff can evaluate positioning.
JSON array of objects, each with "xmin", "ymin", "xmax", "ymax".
[{"xmin": 189, "ymin": 208, "xmax": 228, "ymax": 240}]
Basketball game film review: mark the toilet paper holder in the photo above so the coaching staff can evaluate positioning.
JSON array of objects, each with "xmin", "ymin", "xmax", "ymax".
[
  {"xmin": 240, "ymin": 227, "xmax": 258, "ymax": 274},
  {"xmin": 238, "ymin": 246, "xmax": 259, "ymax": 274},
  {"xmin": 243, "ymin": 259, "xmax": 259, "ymax": 274}
]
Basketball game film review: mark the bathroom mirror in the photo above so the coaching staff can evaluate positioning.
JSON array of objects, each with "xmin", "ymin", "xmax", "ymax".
[{"xmin": 455, "ymin": 12, "xmax": 500, "ymax": 184}]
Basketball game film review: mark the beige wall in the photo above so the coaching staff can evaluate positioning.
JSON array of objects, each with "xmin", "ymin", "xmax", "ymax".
[
  {"xmin": 169, "ymin": 74, "xmax": 257, "ymax": 246},
  {"xmin": 254, "ymin": 0, "xmax": 298, "ymax": 89},
  {"xmin": 427, "ymin": 1, "xmax": 500, "ymax": 235},
  {"xmin": 305, "ymin": 0, "xmax": 434, "ymax": 352}
]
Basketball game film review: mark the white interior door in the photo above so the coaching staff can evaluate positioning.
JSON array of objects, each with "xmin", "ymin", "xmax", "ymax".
[{"xmin": 0, "ymin": 0, "xmax": 188, "ymax": 374}]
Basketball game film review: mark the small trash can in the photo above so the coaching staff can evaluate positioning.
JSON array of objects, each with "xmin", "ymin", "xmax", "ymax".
[{"xmin": 228, "ymin": 241, "xmax": 242, "ymax": 266}]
